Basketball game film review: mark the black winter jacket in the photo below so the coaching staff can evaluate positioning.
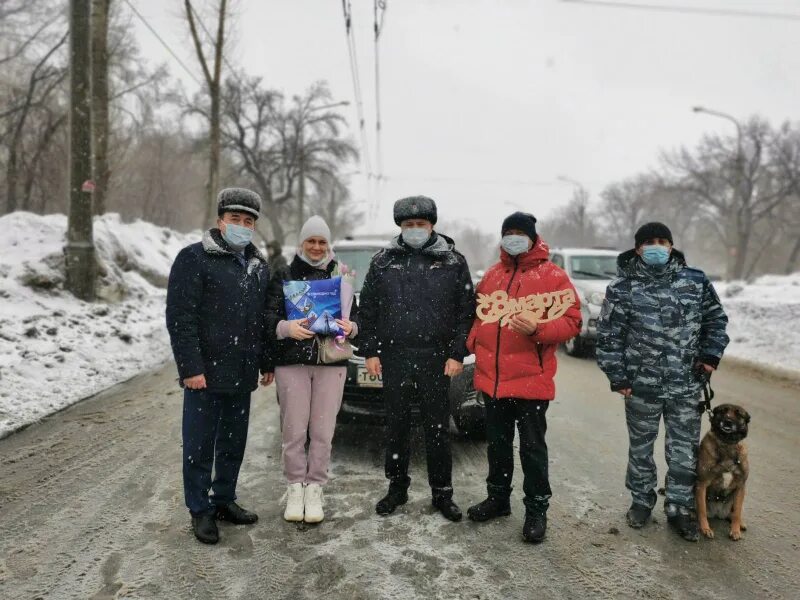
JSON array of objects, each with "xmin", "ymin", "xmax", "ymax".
[
  {"xmin": 165, "ymin": 229, "xmax": 272, "ymax": 393},
  {"xmin": 358, "ymin": 232, "xmax": 475, "ymax": 360},
  {"xmin": 264, "ymin": 255, "xmax": 360, "ymax": 368}
]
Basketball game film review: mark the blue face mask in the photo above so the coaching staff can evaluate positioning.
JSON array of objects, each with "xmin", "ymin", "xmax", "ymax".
[
  {"xmin": 501, "ymin": 234, "xmax": 530, "ymax": 256},
  {"xmin": 222, "ymin": 222, "xmax": 253, "ymax": 249},
  {"xmin": 641, "ymin": 244, "xmax": 670, "ymax": 266},
  {"xmin": 402, "ymin": 227, "xmax": 430, "ymax": 249}
]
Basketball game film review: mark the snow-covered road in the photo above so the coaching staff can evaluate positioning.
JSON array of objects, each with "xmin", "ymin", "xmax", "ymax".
[{"xmin": 1, "ymin": 355, "xmax": 798, "ymax": 600}]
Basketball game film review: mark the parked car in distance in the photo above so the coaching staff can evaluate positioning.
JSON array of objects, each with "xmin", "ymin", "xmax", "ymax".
[
  {"xmin": 549, "ymin": 247, "xmax": 619, "ymax": 357},
  {"xmin": 333, "ymin": 238, "xmax": 484, "ymax": 437}
]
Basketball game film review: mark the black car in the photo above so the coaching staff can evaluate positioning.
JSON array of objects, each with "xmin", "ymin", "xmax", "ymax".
[{"xmin": 334, "ymin": 239, "xmax": 485, "ymax": 437}]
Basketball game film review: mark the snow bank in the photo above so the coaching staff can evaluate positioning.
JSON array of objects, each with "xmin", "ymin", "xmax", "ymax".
[
  {"xmin": 717, "ymin": 274, "xmax": 800, "ymax": 373},
  {"xmin": 0, "ymin": 212, "xmax": 198, "ymax": 437}
]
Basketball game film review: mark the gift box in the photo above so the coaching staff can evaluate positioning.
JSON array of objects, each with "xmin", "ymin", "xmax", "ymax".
[{"xmin": 283, "ymin": 277, "xmax": 343, "ymax": 336}]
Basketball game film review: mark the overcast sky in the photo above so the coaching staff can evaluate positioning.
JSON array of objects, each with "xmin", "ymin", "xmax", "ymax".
[{"xmin": 132, "ymin": 0, "xmax": 800, "ymax": 236}]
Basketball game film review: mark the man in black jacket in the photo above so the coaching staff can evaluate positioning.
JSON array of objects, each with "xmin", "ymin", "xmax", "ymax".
[
  {"xmin": 166, "ymin": 188, "xmax": 274, "ymax": 545},
  {"xmin": 359, "ymin": 196, "xmax": 475, "ymax": 521}
]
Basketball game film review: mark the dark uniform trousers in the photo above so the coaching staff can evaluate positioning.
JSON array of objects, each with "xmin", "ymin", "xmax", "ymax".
[
  {"xmin": 182, "ymin": 388, "xmax": 252, "ymax": 515},
  {"xmin": 485, "ymin": 396, "xmax": 552, "ymax": 515},
  {"xmin": 382, "ymin": 349, "xmax": 453, "ymax": 496}
]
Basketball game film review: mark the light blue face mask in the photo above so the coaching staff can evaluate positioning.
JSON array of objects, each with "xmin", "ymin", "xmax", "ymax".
[
  {"xmin": 641, "ymin": 244, "xmax": 670, "ymax": 266},
  {"xmin": 501, "ymin": 234, "xmax": 530, "ymax": 256},
  {"xmin": 222, "ymin": 222, "xmax": 253, "ymax": 249},
  {"xmin": 402, "ymin": 227, "xmax": 431, "ymax": 249}
]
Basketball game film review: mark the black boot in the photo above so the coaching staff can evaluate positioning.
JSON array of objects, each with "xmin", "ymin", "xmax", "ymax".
[
  {"xmin": 376, "ymin": 485, "xmax": 409, "ymax": 516},
  {"xmin": 522, "ymin": 512, "xmax": 547, "ymax": 544},
  {"xmin": 215, "ymin": 502, "xmax": 259, "ymax": 525},
  {"xmin": 467, "ymin": 496, "xmax": 512, "ymax": 522},
  {"xmin": 191, "ymin": 513, "xmax": 219, "ymax": 544},
  {"xmin": 432, "ymin": 492, "xmax": 463, "ymax": 522},
  {"xmin": 666, "ymin": 504, "xmax": 699, "ymax": 542},
  {"xmin": 625, "ymin": 503, "xmax": 652, "ymax": 529}
]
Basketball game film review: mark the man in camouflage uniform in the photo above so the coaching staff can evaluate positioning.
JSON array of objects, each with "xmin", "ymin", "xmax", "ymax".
[{"xmin": 596, "ymin": 222, "xmax": 729, "ymax": 541}]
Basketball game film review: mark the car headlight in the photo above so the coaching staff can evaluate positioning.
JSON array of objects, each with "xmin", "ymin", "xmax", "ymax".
[{"xmin": 586, "ymin": 291, "xmax": 605, "ymax": 306}]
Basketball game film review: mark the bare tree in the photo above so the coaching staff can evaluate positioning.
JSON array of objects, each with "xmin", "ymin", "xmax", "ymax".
[
  {"xmin": 769, "ymin": 123, "xmax": 800, "ymax": 274},
  {"xmin": 443, "ymin": 221, "xmax": 497, "ymax": 272},
  {"xmin": 184, "ymin": 0, "xmax": 229, "ymax": 226},
  {"xmin": 543, "ymin": 186, "xmax": 601, "ymax": 248},
  {"xmin": 597, "ymin": 175, "xmax": 655, "ymax": 249},
  {"xmin": 662, "ymin": 117, "xmax": 797, "ymax": 279},
  {"xmin": 3, "ymin": 32, "xmax": 67, "ymax": 212},
  {"xmin": 289, "ymin": 82, "xmax": 356, "ymax": 226},
  {"xmin": 216, "ymin": 76, "xmax": 357, "ymax": 244},
  {"xmin": 306, "ymin": 174, "xmax": 364, "ymax": 242}
]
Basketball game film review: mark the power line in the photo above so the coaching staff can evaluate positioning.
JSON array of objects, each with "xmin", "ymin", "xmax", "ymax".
[
  {"xmin": 383, "ymin": 174, "xmax": 576, "ymax": 187},
  {"xmin": 341, "ymin": 1, "xmax": 375, "ymax": 185},
  {"xmin": 120, "ymin": 0, "xmax": 202, "ymax": 86},
  {"xmin": 561, "ymin": 0, "xmax": 800, "ymax": 21}
]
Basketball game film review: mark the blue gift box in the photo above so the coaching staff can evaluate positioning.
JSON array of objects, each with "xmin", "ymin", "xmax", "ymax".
[{"xmin": 283, "ymin": 277, "xmax": 343, "ymax": 336}]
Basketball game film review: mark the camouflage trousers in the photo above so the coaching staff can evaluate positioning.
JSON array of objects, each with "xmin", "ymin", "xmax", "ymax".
[{"xmin": 624, "ymin": 393, "xmax": 702, "ymax": 510}]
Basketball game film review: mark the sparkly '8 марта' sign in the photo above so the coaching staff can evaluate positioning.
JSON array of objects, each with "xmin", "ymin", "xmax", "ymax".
[{"xmin": 476, "ymin": 289, "xmax": 576, "ymax": 327}]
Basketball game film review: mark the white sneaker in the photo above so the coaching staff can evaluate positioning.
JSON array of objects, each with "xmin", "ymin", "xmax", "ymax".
[
  {"xmin": 284, "ymin": 483, "xmax": 305, "ymax": 522},
  {"xmin": 304, "ymin": 483, "xmax": 324, "ymax": 523}
]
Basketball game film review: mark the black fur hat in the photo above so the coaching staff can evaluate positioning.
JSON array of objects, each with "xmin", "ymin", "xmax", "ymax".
[
  {"xmin": 217, "ymin": 188, "xmax": 262, "ymax": 220},
  {"xmin": 393, "ymin": 196, "xmax": 438, "ymax": 226}
]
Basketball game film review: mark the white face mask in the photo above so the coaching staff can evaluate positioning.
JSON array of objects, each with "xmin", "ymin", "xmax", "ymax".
[
  {"xmin": 402, "ymin": 227, "xmax": 430, "ymax": 248},
  {"xmin": 300, "ymin": 251, "xmax": 328, "ymax": 267},
  {"xmin": 221, "ymin": 222, "xmax": 253, "ymax": 249},
  {"xmin": 501, "ymin": 234, "xmax": 530, "ymax": 256}
]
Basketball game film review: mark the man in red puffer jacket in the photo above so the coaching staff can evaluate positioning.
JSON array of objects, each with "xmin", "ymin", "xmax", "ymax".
[{"xmin": 466, "ymin": 212, "xmax": 582, "ymax": 544}]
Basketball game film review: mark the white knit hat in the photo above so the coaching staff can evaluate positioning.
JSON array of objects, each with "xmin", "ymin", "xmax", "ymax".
[{"xmin": 299, "ymin": 215, "xmax": 331, "ymax": 243}]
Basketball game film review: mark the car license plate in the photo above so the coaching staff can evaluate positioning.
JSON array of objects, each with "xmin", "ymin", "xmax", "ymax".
[{"xmin": 356, "ymin": 365, "xmax": 383, "ymax": 388}]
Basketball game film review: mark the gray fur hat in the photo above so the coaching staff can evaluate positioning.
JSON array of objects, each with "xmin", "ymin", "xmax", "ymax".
[
  {"xmin": 217, "ymin": 187, "xmax": 262, "ymax": 220},
  {"xmin": 393, "ymin": 195, "xmax": 437, "ymax": 226}
]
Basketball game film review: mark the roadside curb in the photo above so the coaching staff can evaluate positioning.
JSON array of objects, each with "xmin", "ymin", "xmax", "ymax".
[{"xmin": 723, "ymin": 356, "xmax": 800, "ymax": 387}]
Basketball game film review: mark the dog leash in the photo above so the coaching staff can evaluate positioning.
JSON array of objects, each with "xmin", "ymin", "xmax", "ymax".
[{"xmin": 697, "ymin": 370, "xmax": 715, "ymax": 418}]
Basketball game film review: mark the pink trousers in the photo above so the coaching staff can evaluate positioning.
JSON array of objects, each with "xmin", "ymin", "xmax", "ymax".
[{"xmin": 275, "ymin": 365, "xmax": 346, "ymax": 485}]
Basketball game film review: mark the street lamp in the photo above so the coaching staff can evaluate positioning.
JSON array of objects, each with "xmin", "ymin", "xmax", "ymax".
[
  {"xmin": 557, "ymin": 174, "xmax": 583, "ymax": 189},
  {"xmin": 692, "ymin": 105, "xmax": 745, "ymax": 277},
  {"xmin": 557, "ymin": 174, "xmax": 589, "ymax": 201},
  {"xmin": 297, "ymin": 100, "xmax": 351, "ymax": 229},
  {"xmin": 692, "ymin": 106, "xmax": 743, "ymax": 143}
]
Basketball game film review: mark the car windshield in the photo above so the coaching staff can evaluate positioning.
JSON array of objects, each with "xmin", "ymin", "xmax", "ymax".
[
  {"xmin": 334, "ymin": 248, "xmax": 382, "ymax": 292},
  {"xmin": 569, "ymin": 256, "xmax": 618, "ymax": 280}
]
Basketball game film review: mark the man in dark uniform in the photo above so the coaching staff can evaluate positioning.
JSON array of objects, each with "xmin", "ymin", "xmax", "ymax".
[
  {"xmin": 358, "ymin": 196, "xmax": 475, "ymax": 521},
  {"xmin": 166, "ymin": 188, "xmax": 274, "ymax": 544}
]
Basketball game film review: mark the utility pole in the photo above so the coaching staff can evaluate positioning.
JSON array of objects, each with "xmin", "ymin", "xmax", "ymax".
[
  {"xmin": 65, "ymin": 0, "xmax": 96, "ymax": 300},
  {"xmin": 90, "ymin": 0, "xmax": 110, "ymax": 216}
]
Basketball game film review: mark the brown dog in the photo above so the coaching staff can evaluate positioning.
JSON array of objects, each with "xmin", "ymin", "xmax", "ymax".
[{"xmin": 696, "ymin": 403, "xmax": 750, "ymax": 541}]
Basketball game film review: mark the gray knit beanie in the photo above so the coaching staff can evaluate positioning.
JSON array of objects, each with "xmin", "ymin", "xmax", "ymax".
[{"xmin": 299, "ymin": 215, "xmax": 332, "ymax": 243}]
